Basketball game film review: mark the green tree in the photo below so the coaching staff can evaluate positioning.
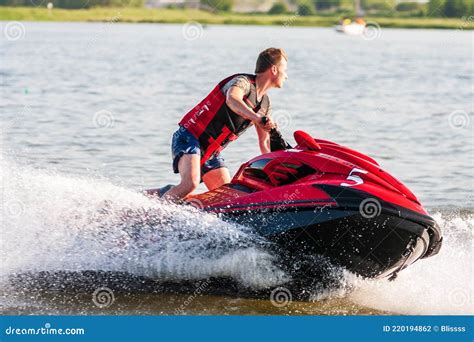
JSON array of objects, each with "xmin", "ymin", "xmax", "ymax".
[
  {"xmin": 444, "ymin": 0, "xmax": 470, "ymax": 17},
  {"xmin": 268, "ymin": 1, "xmax": 288, "ymax": 14},
  {"xmin": 315, "ymin": 0, "xmax": 341, "ymax": 10},
  {"xmin": 297, "ymin": 0, "xmax": 316, "ymax": 15},
  {"xmin": 396, "ymin": 2, "xmax": 421, "ymax": 11},
  {"xmin": 361, "ymin": 0, "xmax": 396, "ymax": 11},
  {"xmin": 428, "ymin": 0, "xmax": 446, "ymax": 16},
  {"xmin": 0, "ymin": 0, "xmax": 27, "ymax": 5},
  {"xmin": 200, "ymin": 0, "xmax": 233, "ymax": 12}
]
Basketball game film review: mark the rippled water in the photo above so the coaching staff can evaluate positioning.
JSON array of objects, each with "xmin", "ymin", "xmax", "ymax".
[
  {"xmin": 0, "ymin": 22, "xmax": 472, "ymax": 315},
  {"xmin": 2, "ymin": 22, "xmax": 472, "ymax": 206}
]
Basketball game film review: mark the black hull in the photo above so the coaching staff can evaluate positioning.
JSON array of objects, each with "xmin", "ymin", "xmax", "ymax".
[
  {"xmin": 218, "ymin": 188, "xmax": 441, "ymax": 279},
  {"xmin": 271, "ymin": 211, "xmax": 430, "ymax": 279}
]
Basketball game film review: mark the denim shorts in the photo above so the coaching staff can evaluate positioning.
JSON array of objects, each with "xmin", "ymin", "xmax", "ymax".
[{"xmin": 171, "ymin": 126, "xmax": 226, "ymax": 176}]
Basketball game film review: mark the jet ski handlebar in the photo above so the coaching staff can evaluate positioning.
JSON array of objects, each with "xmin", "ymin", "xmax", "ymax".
[
  {"xmin": 261, "ymin": 117, "xmax": 321, "ymax": 152},
  {"xmin": 261, "ymin": 116, "xmax": 292, "ymax": 152}
]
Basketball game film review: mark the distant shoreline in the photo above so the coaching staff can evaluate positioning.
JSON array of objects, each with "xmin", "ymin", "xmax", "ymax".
[{"xmin": 1, "ymin": 7, "xmax": 473, "ymax": 30}]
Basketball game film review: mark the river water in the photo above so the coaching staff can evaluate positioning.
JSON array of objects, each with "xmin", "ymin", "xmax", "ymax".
[{"xmin": 0, "ymin": 22, "xmax": 472, "ymax": 315}]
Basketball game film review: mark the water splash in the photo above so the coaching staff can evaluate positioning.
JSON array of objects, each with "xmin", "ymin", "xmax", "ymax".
[
  {"xmin": 0, "ymin": 154, "xmax": 288, "ymax": 291},
  {"xmin": 349, "ymin": 211, "xmax": 473, "ymax": 314},
  {"xmin": 2, "ymin": 153, "xmax": 472, "ymax": 314}
]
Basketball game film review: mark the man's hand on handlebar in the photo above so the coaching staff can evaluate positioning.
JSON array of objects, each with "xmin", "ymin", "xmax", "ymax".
[{"xmin": 257, "ymin": 114, "xmax": 276, "ymax": 132}]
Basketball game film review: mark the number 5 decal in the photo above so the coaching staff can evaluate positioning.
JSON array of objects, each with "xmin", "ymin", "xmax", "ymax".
[{"xmin": 341, "ymin": 168, "xmax": 368, "ymax": 187}]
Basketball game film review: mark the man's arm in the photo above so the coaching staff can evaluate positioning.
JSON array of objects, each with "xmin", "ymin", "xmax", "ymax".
[
  {"xmin": 226, "ymin": 86, "xmax": 263, "ymax": 123},
  {"xmin": 255, "ymin": 124, "xmax": 270, "ymax": 154}
]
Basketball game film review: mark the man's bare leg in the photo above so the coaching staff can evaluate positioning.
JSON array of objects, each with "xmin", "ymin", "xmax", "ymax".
[
  {"xmin": 202, "ymin": 167, "xmax": 231, "ymax": 191},
  {"xmin": 164, "ymin": 154, "xmax": 201, "ymax": 201}
]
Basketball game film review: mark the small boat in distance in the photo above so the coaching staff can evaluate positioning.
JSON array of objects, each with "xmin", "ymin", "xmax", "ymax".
[
  {"xmin": 335, "ymin": 0, "xmax": 367, "ymax": 36},
  {"xmin": 335, "ymin": 18, "xmax": 367, "ymax": 36}
]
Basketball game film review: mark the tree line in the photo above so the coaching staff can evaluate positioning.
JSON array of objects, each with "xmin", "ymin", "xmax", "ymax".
[
  {"xmin": 268, "ymin": 0, "xmax": 474, "ymax": 17},
  {"xmin": 0, "ymin": 0, "xmax": 472, "ymax": 18}
]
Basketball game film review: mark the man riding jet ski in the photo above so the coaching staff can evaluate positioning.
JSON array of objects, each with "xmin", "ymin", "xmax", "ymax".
[
  {"xmin": 174, "ymin": 130, "xmax": 442, "ymax": 280},
  {"xmin": 146, "ymin": 47, "xmax": 288, "ymax": 200},
  {"xmin": 146, "ymin": 48, "xmax": 442, "ymax": 280}
]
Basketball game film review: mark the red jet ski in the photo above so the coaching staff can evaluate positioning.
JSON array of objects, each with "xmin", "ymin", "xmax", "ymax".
[{"xmin": 151, "ymin": 129, "xmax": 442, "ymax": 281}]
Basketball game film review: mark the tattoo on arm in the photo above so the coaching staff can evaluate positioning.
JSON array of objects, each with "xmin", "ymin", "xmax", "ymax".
[
  {"xmin": 232, "ymin": 77, "xmax": 250, "ymax": 93},
  {"xmin": 225, "ymin": 76, "xmax": 251, "ymax": 96}
]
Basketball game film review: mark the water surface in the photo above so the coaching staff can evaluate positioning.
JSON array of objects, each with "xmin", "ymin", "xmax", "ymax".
[{"xmin": 0, "ymin": 22, "xmax": 472, "ymax": 315}]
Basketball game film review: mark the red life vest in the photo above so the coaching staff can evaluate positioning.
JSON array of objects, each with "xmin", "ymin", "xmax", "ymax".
[{"xmin": 179, "ymin": 74, "xmax": 270, "ymax": 166}]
